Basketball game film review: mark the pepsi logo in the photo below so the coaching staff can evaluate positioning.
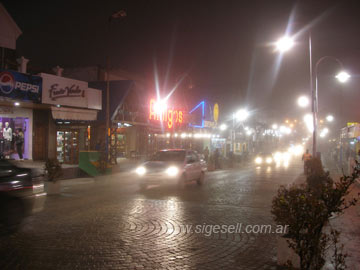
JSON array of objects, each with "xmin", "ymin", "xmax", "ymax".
[{"xmin": 0, "ymin": 71, "xmax": 15, "ymax": 94}]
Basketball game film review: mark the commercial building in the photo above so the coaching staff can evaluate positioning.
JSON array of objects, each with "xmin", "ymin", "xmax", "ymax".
[{"xmin": 37, "ymin": 72, "xmax": 102, "ymax": 164}]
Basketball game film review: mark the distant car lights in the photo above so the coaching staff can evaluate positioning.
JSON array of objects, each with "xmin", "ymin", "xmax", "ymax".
[{"xmin": 135, "ymin": 166, "xmax": 146, "ymax": 176}]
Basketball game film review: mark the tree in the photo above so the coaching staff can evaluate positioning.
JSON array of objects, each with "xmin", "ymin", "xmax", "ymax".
[{"xmin": 272, "ymin": 157, "xmax": 358, "ymax": 269}]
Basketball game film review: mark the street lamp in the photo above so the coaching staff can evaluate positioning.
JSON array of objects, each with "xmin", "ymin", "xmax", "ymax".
[
  {"xmin": 105, "ymin": 10, "xmax": 127, "ymax": 164},
  {"xmin": 231, "ymin": 108, "xmax": 250, "ymax": 153},
  {"xmin": 275, "ymin": 32, "xmax": 350, "ymax": 156},
  {"xmin": 235, "ymin": 109, "xmax": 249, "ymax": 122},
  {"xmin": 297, "ymin": 96, "xmax": 310, "ymax": 108},
  {"xmin": 335, "ymin": 71, "xmax": 351, "ymax": 83},
  {"xmin": 219, "ymin": 124, "xmax": 227, "ymax": 131},
  {"xmin": 314, "ymin": 57, "xmax": 350, "ymax": 155},
  {"xmin": 326, "ymin": 115, "xmax": 334, "ymax": 122},
  {"xmin": 275, "ymin": 36, "xmax": 294, "ymax": 52}
]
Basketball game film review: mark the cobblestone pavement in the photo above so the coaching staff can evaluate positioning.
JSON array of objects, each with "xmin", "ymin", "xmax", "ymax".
[{"xmin": 0, "ymin": 160, "xmax": 303, "ymax": 270}]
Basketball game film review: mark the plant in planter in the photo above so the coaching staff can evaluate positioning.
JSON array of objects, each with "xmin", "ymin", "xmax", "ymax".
[
  {"xmin": 272, "ymin": 157, "xmax": 358, "ymax": 269},
  {"xmin": 44, "ymin": 159, "xmax": 63, "ymax": 194}
]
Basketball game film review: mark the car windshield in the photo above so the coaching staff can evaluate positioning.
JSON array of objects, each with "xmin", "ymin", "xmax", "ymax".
[{"xmin": 151, "ymin": 151, "xmax": 186, "ymax": 162}]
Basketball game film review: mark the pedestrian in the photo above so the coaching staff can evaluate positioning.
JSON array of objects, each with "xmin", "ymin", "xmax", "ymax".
[
  {"xmin": 203, "ymin": 146, "xmax": 209, "ymax": 162},
  {"xmin": 302, "ymin": 149, "xmax": 312, "ymax": 174},
  {"xmin": 15, "ymin": 128, "xmax": 24, "ymax": 160},
  {"xmin": 214, "ymin": 148, "xmax": 220, "ymax": 170}
]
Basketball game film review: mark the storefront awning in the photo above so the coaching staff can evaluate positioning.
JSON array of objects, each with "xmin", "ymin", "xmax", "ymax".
[{"xmin": 51, "ymin": 106, "xmax": 98, "ymax": 121}]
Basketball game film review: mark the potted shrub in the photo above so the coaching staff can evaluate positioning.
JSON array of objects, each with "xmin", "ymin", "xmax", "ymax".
[
  {"xmin": 44, "ymin": 159, "xmax": 63, "ymax": 195},
  {"xmin": 272, "ymin": 157, "xmax": 358, "ymax": 269}
]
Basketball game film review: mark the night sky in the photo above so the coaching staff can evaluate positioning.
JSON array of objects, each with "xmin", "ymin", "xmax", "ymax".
[{"xmin": 4, "ymin": 0, "xmax": 360, "ymax": 124}]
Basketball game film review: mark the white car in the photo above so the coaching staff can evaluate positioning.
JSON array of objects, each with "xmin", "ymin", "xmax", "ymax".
[{"xmin": 135, "ymin": 149, "xmax": 206, "ymax": 189}]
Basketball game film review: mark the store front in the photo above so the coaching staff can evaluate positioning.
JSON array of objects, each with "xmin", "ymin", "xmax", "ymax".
[
  {"xmin": 55, "ymin": 122, "xmax": 91, "ymax": 164},
  {"xmin": 0, "ymin": 69, "xmax": 42, "ymax": 160},
  {"xmin": 0, "ymin": 106, "xmax": 33, "ymax": 159},
  {"xmin": 40, "ymin": 73, "xmax": 101, "ymax": 164}
]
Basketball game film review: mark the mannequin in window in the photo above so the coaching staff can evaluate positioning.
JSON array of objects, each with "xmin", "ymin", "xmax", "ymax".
[
  {"xmin": 0, "ymin": 122, "xmax": 3, "ymax": 158},
  {"xmin": 3, "ymin": 122, "xmax": 12, "ymax": 158}
]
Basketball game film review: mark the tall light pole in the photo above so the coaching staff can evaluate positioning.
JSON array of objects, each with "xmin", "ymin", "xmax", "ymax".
[
  {"xmin": 106, "ymin": 10, "xmax": 127, "ymax": 164},
  {"xmin": 314, "ymin": 56, "xmax": 350, "ymax": 155},
  {"xmin": 274, "ymin": 34, "xmax": 350, "ymax": 156},
  {"xmin": 231, "ymin": 109, "xmax": 249, "ymax": 153}
]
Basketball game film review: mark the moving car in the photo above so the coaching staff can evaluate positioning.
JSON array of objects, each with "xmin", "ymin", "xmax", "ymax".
[
  {"xmin": 253, "ymin": 152, "xmax": 275, "ymax": 166},
  {"xmin": 0, "ymin": 159, "xmax": 46, "ymax": 232},
  {"xmin": 135, "ymin": 149, "xmax": 206, "ymax": 189}
]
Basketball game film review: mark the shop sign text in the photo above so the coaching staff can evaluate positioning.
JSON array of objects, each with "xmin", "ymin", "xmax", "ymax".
[
  {"xmin": 149, "ymin": 98, "xmax": 184, "ymax": 129},
  {"xmin": 49, "ymin": 84, "xmax": 85, "ymax": 100}
]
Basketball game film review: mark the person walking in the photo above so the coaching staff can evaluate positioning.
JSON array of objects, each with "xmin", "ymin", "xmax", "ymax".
[
  {"xmin": 203, "ymin": 146, "xmax": 209, "ymax": 163},
  {"xmin": 15, "ymin": 128, "xmax": 24, "ymax": 160},
  {"xmin": 302, "ymin": 149, "xmax": 312, "ymax": 174}
]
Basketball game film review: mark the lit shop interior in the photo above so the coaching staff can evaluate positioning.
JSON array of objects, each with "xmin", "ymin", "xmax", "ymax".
[
  {"xmin": 0, "ymin": 116, "xmax": 30, "ymax": 159},
  {"xmin": 55, "ymin": 121, "xmax": 91, "ymax": 164}
]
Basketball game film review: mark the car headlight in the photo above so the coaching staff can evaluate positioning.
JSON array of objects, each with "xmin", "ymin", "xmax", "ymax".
[
  {"xmin": 266, "ymin": 157, "xmax": 273, "ymax": 164},
  {"xmin": 135, "ymin": 166, "xmax": 146, "ymax": 176},
  {"xmin": 166, "ymin": 166, "xmax": 179, "ymax": 176},
  {"xmin": 255, "ymin": 157, "xmax": 262, "ymax": 164}
]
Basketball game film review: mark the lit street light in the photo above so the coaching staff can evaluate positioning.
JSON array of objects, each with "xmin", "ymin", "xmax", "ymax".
[
  {"xmin": 235, "ymin": 109, "xmax": 249, "ymax": 122},
  {"xmin": 320, "ymin": 128, "xmax": 329, "ymax": 138},
  {"xmin": 326, "ymin": 115, "xmax": 334, "ymax": 122},
  {"xmin": 153, "ymin": 99, "xmax": 167, "ymax": 114},
  {"xmin": 297, "ymin": 96, "xmax": 310, "ymax": 108},
  {"xmin": 275, "ymin": 32, "xmax": 350, "ymax": 156},
  {"xmin": 219, "ymin": 124, "xmax": 227, "ymax": 131},
  {"xmin": 275, "ymin": 36, "xmax": 294, "ymax": 52},
  {"xmin": 303, "ymin": 114, "xmax": 314, "ymax": 133},
  {"xmin": 335, "ymin": 71, "xmax": 351, "ymax": 83}
]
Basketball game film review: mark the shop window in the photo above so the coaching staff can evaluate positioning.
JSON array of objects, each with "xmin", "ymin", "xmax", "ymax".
[
  {"xmin": 0, "ymin": 117, "xmax": 29, "ymax": 160},
  {"xmin": 56, "ymin": 130, "xmax": 79, "ymax": 164}
]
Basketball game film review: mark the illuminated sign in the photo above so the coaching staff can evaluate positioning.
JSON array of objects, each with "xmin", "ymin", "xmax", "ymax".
[
  {"xmin": 213, "ymin": 103, "xmax": 219, "ymax": 122},
  {"xmin": 347, "ymin": 122, "xmax": 359, "ymax": 127},
  {"xmin": 149, "ymin": 98, "xmax": 184, "ymax": 129},
  {"xmin": 189, "ymin": 101, "xmax": 205, "ymax": 128}
]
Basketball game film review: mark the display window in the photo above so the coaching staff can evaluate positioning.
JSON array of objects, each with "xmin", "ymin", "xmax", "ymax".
[
  {"xmin": 56, "ymin": 123, "xmax": 92, "ymax": 164},
  {"xmin": 56, "ymin": 130, "xmax": 79, "ymax": 164},
  {"xmin": 0, "ymin": 117, "xmax": 29, "ymax": 160}
]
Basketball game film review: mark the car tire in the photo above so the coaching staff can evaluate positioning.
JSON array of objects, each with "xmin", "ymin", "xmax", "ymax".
[
  {"xmin": 177, "ymin": 175, "xmax": 186, "ymax": 189},
  {"xmin": 196, "ymin": 172, "xmax": 205, "ymax": 186},
  {"xmin": 0, "ymin": 198, "xmax": 25, "ymax": 233}
]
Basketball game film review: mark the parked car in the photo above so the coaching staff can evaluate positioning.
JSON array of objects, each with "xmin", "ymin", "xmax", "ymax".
[
  {"xmin": 0, "ymin": 159, "xmax": 46, "ymax": 232},
  {"xmin": 135, "ymin": 149, "xmax": 206, "ymax": 189}
]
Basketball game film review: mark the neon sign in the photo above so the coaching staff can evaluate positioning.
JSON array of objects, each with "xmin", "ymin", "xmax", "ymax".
[
  {"xmin": 189, "ymin": 100, "xmax": 205, "ymax": 128},
  {"xmin": 149, "ymin": 98, "xmax": 184, "ymax": 129}
]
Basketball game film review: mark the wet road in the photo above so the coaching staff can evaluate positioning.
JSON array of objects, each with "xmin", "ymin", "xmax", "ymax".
[{"xmin": 0, "ymin": 159, "xmax": 303, "ymax": 270}]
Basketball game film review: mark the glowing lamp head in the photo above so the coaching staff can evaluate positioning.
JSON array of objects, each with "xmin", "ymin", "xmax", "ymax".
[
  {"xmin": 219, "ymin": 124, "xmax": 227, "ymax": 131},
  {"xmin": 326, "ymin": 115, "xmax": 334, "ymax": 122},
  {"xmin": 235, "ymin": 109, "xmax": 249, "ymax": 122},
  {"xmin": 335, "ymin": 71, "xmax": 350, "ymax": 83},
  {"xmin": 297, "ymin": 96, "xmax": 309, "ymax": 108},
  {"xmin": 275, "ymin": 36, "xmax": 294, "ymax": 52},
  {"xmin": 153, "ymin": 99, "xmax": 167, "ymax": 114},
  {"xmin": 266, "ymin": 157, "xmax": 273, "ymax": 164}
]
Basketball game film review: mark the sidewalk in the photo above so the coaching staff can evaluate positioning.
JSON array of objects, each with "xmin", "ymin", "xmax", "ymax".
[
  {"xmin": 322, "ymin": 157, "xmax": 360, "ymax": 269},
  {"xmin": 12, "ymin": 159, "xmax": 81, "ymax": 180}
]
